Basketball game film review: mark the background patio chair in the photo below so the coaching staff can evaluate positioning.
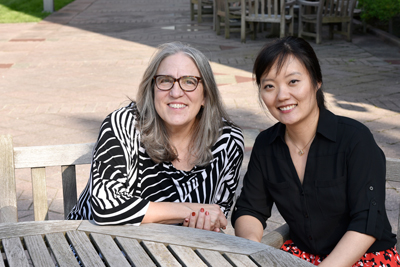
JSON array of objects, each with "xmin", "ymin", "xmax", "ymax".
[
  {"xmin": 297, "ymin": 0, "xmax": 357, "ymax": 44},
  {"xmin": 191, "ymin": 0, "xmax": 215, "ymax": 23},
  {"xmin": 215, "ymin": 0, "xmax": 242, "ymax": 38},
  {"xmin": 240, "ymin": 0, "xmax": 295, "ymax": 43}
]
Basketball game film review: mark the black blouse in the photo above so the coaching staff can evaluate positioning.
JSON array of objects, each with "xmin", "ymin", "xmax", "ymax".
[{"xmin": 232, "ymin": 108, "xmax": 397, "ymax": 255}]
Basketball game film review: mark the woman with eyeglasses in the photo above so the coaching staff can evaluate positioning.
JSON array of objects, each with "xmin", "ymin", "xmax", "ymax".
[
  {"xmin": 232, "ymin": 36, "xmax": 399, "ymax": 266},
  {"xmin": 67, "ymin": 42, "xmax": 244, "ymax": 232}
]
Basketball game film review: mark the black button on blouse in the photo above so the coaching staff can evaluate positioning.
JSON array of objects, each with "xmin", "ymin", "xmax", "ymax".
[{"xmin": 232, "ymin": 108, "xmax": 397, "ymax": 256}]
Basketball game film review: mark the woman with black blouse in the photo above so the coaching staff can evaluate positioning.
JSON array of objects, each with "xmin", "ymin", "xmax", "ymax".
[
  {"xmin": 232, "ymin": 37, "xmax": 399, "ymax": 266},
  {"xmin": 68, "ymin": 42, "xmax": 244, "ymax": 232}
]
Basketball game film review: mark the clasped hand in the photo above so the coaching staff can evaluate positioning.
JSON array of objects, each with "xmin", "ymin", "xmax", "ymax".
[{"xmin": 182, "ymin": 204, "xmax": 227, "ymax": 232}]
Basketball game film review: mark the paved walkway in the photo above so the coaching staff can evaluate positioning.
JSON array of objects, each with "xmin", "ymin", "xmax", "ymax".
[{"xmin": 0, "ymin": 0, "xmax": 399, "ymax": 235}]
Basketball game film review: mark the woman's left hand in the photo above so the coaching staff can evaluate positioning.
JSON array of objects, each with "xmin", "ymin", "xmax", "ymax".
[{"xmin": 182, "ymin": 204, "xmax": 227, "ymax": 232}]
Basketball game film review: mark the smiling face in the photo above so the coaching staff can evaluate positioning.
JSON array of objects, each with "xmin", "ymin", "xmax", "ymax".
[
  {"xmin": 260, "ymin": 56, "xmax": 321, "ymax": 128},
  {"xmin": 154, "ymin": 52, "xmax": 205, "ymax": 133}
]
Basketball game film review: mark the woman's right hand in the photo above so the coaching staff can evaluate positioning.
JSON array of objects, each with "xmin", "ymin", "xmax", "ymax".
[{"xmin": 182, "ymin": 204, "xmax": 227, "ymax": 232}]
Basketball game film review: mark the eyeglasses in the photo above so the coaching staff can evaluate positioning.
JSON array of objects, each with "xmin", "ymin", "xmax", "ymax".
[{"xmin": 153, "ymin": 75, "xmax": 202, "ymax": 92}]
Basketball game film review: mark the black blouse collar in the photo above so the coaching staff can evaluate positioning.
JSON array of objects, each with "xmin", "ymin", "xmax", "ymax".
[{"xmin": 268, "ymin": 108, "xmax": 338, "ymax": 145}]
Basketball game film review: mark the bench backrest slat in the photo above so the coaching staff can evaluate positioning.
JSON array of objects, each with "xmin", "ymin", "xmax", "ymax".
[
  {"xmin": 0, "ymin": 135, "xmax": 18, "ymax": 223},
  {"xmin": 14, "ymin": 143, "xmax": 94, "ymax": 169},
  {"xmin": 32, "ymin": 167, "xmax": 48, "ymax": 221},
  {"xmin": 62, "ymin": 165, "xmax": 78, "ymax": 219}
]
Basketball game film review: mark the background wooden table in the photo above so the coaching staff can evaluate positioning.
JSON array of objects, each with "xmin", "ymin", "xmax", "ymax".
[{"xmin": 0, "ymin": 220, "xmax": 315, "ymax": 266}]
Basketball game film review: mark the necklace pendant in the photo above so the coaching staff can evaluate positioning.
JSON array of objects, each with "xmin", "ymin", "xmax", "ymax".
[{"xmin": 298, "ymin": 150, "xmax": 304, "ymax": 156}]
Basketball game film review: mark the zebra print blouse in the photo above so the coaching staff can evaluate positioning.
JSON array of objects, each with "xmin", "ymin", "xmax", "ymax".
[{"xmin": 67, "ymin": 103, "xmax": 244, "ymax": 225}]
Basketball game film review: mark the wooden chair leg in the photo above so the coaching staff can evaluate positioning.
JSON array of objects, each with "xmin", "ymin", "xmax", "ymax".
[
  {"xmin": 298, "ymin": 9, "xmax": 303, "ymax": 38},
  {"xmin": 190, "ymin": 1, "xmax": 195, "ymax": 21},
  {"xmin": 216, "ymin": 15, "xmax": 221, "ymax": 35},
  {"xmin": 225, "ymin": 15, "xmax": 230, "ymax": 39},
  {"xmin": 289, "ymin": 7, "xmax": 294, "ymax": 36},
  {"xmin": 347, "ymin": 21, "xmax": 353, "ymax": 42},
  {"xmin": 298, "ymin": 22, "xmax": 302, "ymax": 38},
  {"xmin": 280, "ymin": 22, "xmax": 285, "ymax": 38},
  {"xmin": 316, "ymin": 22, "xmax": 322, "ymax": 44},
  {"xmin": 329, "ymin": 24, "xmax": 334, "ymax": 39},
  {"xmin": 198, "ymin": 1, "xmax": 202, "ymax": 23},
  {"xmin": 212, "ymin": 0, "xmax": 216, "ymax": 31},
  {"xmin": 241, "ymin": 17, "xmax": 246, "ymax": 43},
  {"xmin": 251, "ymin": 22, "xmax": 257, "ymax": 40}
]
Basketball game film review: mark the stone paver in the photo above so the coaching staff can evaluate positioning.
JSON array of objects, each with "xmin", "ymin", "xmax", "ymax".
[{"xmin": 0, "ymin": 0, "xmax": 399, "ymax": 236}]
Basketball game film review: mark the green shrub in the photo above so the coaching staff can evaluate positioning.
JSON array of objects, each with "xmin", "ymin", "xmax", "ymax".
[
  {"xmin": 358, "ymin": 0, "xmax": 400, "ymax": 22},
  {"xmin": 0, "ymin": 0, "xmax": 75, "ymax": 23}
]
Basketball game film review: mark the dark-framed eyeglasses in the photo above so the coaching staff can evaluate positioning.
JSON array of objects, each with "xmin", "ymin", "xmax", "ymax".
[{"xmin": 153, "ymin": 75, "xmax": 202, "ymax": 92}]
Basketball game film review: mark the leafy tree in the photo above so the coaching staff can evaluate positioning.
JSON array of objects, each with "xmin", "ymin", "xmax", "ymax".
[{"xmin": 358, "ymin": 0, "xmax": 400, "ymax": 22}]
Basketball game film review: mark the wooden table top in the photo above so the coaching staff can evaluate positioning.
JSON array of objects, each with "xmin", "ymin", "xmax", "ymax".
[{"xmin": 0, "ymin": 220, "xmax": 314, "ymax": 267}]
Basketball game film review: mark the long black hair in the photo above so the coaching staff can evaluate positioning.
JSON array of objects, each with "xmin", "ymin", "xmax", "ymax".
[{"xmin": 253, "ymin": 36, "xmax": 325, "ymax": 109}]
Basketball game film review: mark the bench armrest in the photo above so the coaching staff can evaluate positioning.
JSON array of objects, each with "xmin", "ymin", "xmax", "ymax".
[{"xmin": 260, "ymin": 223, "xmax": 290, "ymax": 249}]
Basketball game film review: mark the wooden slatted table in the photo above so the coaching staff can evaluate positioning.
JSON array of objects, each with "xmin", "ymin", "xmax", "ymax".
[{"xmin": 0, "ymin": 220, "xmax": 314, "ymax": 266}]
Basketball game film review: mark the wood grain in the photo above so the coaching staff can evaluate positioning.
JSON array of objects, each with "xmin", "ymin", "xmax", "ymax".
[
  {"xmin": 24, "ymin": 235, "xmax": 54, "ymax": 267},
  {"xmin": 0, "ymin": 135, "xmax": 18, "ymax": 223},
  {"xmin": 142, "ymin": 241, "xmax": 181, "ymax": 267},
  {"xmin": 250, "ymin": 247, "xmax": 315, "ymax": 266},
  {"xmin": 78, "ymin": 221, "xmax": 268, "ymax": 255},
  {"xmin": 168, "ymin": 244, "xmax": 207, "ymax": 267},
  {"xmin": 0, "ymin": 250, "xmax": 6, "ymax": 267},
  {"xmin": 0, "ymin": 220, "xmax": 81, "ymax": 239},
  {"xmin": 224, "ymin": 253, "xmax": 258, "ymax": 267},
  {"xmin": 45, "ymin": 232, "xmax": 81, "ymax": 267},
  {"xmin": 14, "ymin": 143, "xmax": 94, "ymax": 169},
  {"xmin": 2, "ymin": 237, "xmax": 30, "ymax": 267},
  {"xmin": 114, "ymin": 237, "xmax": 156, "ymax": 267},
  {"xmin": 196, "ymin": 249, "xmax": 231, "ymax": 267},
  {"xmin": 90, "ymin": 233, "xmax": 131, "ymax": 267},
  {"xmin": 261, "ymin": 223, "xmax": 290, "ymax": 249},
  {"xmin": 31, "ymin": 167, "xmax": 48, "ymax": 221},
  {"xmin": 66, "ymin": 230, "xmax": 105, "ymax": 266}
]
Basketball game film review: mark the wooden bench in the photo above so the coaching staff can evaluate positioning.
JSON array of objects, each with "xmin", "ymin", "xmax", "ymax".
[
  {"xmin": 0, "ymin": 135, "xmax": 94, "ymax": 223},
  {"xmin": 262, "ymin": 158, "xmax": 400, "ymax": 250},
  {"xmin": 1, "ymin": 134, "xmax": 399, "ymax": 250}
]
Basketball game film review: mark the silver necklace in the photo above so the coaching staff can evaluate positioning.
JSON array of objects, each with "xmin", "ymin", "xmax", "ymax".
[{"xmin": 286, "ymin": 131, "xmax": 315, "ymax": 156}]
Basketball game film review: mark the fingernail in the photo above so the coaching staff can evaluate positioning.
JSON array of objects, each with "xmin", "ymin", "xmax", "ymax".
[
  {"xmin": 185, "ymin": 218, "xmax": 189, "ymax": 222},
  {"xmin": 192, "ymin": 212, "xmax": 196, "ymax": 216},
  {"xmin": 200, "ymin": 208, "xmax": 204, "ymax": 212},
  {"xmin": 222, "ymin": 226, "xmax": 226, "ymax": 230},
  {"xmin": 205, "ymin": 211, "xmax": 209, "ymax": 216}
]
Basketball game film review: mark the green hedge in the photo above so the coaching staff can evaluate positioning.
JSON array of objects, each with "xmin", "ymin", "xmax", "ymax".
[
  {"xmin": 0, "ymin": 0, "xmax": 74, "ymax": 23},
  {"xmin": 358, "ymin": 0, "xmax": 400, "ymax": 22}
]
